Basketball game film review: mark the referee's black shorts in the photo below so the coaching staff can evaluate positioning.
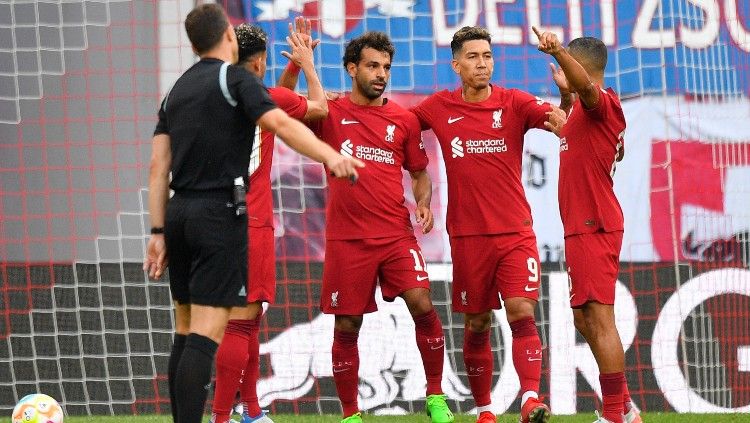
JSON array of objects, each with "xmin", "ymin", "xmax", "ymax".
[{"xmin": 165, "ymin": 191, "xmax": 248, "ymax": 307}]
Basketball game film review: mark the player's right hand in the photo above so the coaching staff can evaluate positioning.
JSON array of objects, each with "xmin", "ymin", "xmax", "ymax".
[
  {"xmin": 544, "ymin": 105, "xmax": 567, "ymax": 137},
  {"xmin": 532, "ymin": 26, "xmax": 563, "ymax": 56},
  {"xmin": 326, "ymin": 154, "xmax": 365, "ymax": 182}
]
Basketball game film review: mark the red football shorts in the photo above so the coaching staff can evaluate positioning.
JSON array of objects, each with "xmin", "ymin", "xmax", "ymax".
[
  {"xmin": 449, "ymin": 232, "xmax": 541, "ymax": 313},
  {"xmin": 564, "ymin": 230, "xmax": 623, "ymax": 308},
  {"xmin": 321, "ymin": 235, "xmax": 431, "ymax": 315},
  {"xmin": 247, "ymin": 226, "xmax": 276, "ymax": 304}
]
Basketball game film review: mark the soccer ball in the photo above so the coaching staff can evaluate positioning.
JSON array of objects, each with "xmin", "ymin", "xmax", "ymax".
[{"xmin": 11, "ymin": 393, "xmax": 64, "ymax": 423}]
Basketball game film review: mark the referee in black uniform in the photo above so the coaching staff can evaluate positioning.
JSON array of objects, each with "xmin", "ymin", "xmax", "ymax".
[{"xmin": 143, "ymin": 5, "xmax": 363, "ymax": 423}]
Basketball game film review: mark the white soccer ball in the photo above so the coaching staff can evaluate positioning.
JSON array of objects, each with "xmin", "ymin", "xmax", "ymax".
[{"xmin": 12, "ymin": 393, "xmax": 64, "ymax": 423}]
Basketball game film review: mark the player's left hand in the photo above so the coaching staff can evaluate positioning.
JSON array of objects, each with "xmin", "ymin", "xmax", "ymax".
[
  {"xmin": 415, "ymin": 204, "xmax": 434, "ymax": 234},
  {"xmin": 532, "ymin": 26, "xmax": 564, "ymax": 56},
  {"xmin": 544, "ymin": 105, "xmax": 567, "ymax": 137}
]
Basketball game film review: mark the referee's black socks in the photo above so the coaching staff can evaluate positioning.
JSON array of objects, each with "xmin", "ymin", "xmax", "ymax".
[
  {"xmin": 174, "ymin": 333, "xmax": 219, "ymax": 423},
  {"xmin": 168, "ymin": 334, "xmax": 187, "ymax": 423}
]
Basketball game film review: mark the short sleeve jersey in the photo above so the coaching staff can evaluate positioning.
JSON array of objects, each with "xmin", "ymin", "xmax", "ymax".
[
  {"xmin": 558, "ymin": 86, "xmax": 626, "ymax": 237},
  {"xmin": 411, "ymin": 85, "xmax": 552, "ymax": 237},
  {"xmin": 247, "ymin": 87, "xmax": 308, "ymax": 228},
  {"xmin": 154, "ymin": 58, "xmax": 276, "ymax": 191},
  {"xmin": 309, "ymin": 97, "xmax": 428, "ymax": 240}
]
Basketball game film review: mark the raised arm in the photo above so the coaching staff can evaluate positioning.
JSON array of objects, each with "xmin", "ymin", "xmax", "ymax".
[
  {"xmin": 533, "ymin": 26, "xmax": 599, "ymax": 109},
  {"xmin": 144, "ymin": 133, "xmax": 171, "ymax": 279},
  {"xmin": 280, "ymin": 26, "xmax": 327, "ymax": 120},
  {"xmin": 278, "ymin": 17, "xmax": 320, "ymax": 91},
  {"xmin": 257, "ymin": 108, "xmax": 363, "ymax": 178},
  {"xmin": 409, "ymin": 169, "xmax": 434, "ymax": 234}
]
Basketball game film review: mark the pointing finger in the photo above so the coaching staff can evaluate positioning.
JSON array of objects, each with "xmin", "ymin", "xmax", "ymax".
[{"xmin": 532, "ymin": 26, "xmax": 543, "ymax": 39}]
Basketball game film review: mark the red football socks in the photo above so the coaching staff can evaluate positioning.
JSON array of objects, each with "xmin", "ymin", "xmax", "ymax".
[
  {"xmin": 600, "ymin": 372, "xmax": 625, "ymax": 422},
  {"xmin": 332, "ymin": 329, "xmax": 360, "ymax": 417},
  {"xmin": 239, "ymin": 315, "xmax": 263, "ymax": 418},
  {"xmin": 413, "ymin": 309, "xmax": 446, "ymax": 395},
  {"xmin": 509, "ymin": 317, "xmax": 542, "ymax": 394},
  {"xmin": 213, "ymin": 320, "xmax": 252, "ymax": 421},
  {"xmin": 463, "ymin": 329, "xmax": 493, "ymax": 407}
]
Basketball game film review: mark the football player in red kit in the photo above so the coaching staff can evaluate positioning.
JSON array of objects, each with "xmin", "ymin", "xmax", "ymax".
[
  {"xmin": 411, "ymin": 26, "xmax": 562, "ymax": 423},
  {"xmin": 310, "ymin": 32, "xmax": 454, "ymax": 423},
  {"xmin": 210, "ymin": 21, "xmax": 329, "ymax": 423},
  {"xmin": 534, "ymin": 26, "xmax": 641, "ymax": 423}
]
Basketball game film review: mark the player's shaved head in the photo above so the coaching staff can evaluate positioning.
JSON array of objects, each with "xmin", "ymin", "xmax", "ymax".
[
  {"xmin": 236, "ymin": 24, "xmax": 267, "ymax": 65},
  {"xmin": 343, "ymin": 31, "xmax": 395, "ymax": 68},
  {"xmin": 568, "ymin": 37, "xmax": 608, "ymax": 74},
  {"xmin": 451, "ymin": 26, "xmax": 491, "ymax": 57},
  {"xmin": 184, "ymin": 3, "xmax": 230, "ymax": 55}
]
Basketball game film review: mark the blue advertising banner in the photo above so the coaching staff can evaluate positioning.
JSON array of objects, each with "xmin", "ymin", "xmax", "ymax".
[{"xmin": 231, "ymin": 0, "xmax": 750, "ymax": 96}]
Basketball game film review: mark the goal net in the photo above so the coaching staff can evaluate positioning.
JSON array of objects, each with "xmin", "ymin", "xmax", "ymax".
[{"xmin": 1, "ymin": 0, "xmax": 749, "ymax": 417}]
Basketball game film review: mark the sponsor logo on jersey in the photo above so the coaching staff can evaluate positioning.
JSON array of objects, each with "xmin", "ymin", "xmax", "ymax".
[
  {"xmin": 461, "ymin": 290, "xmax": 468, "ymax": 306},
  {"xmin": 448, "ymin": 116, "xmax": 464, "ymax": 124},
  {"xmin": 451, "ymin": 137, "xmax": 464, "ymax": 158},
  {"xmin": 451, "ymin": 136, "xmax": 507, "ymax": 158},
  {"xmin": 385, "ymin": 124, "xmax": 396, "ymax": 142},
  {"xmin": 342, "ymin": 140, "xmax": 396, "ymax": 164},
  {"xmin": 341, "ymin": 139, "xmax": 354, "ymax": 157},
  {"xmin": 559, "ymin": 137, "xmax": 568, "ymax": 152},
  {"xmin": 492, "ymin": 108, "xmax": 503, "ymax": 128}
]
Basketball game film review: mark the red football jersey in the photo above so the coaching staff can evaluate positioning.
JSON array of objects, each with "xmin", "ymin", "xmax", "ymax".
[
  {"xmin": 558, "ymin": 86, "xmax": 626, "ymax": 237},
  {"xmin": 247, "ymin": 87, "xmax": 308, "ymax": 228},
  {"xmin": 411, "ymin": 85, "xmax": 552, "ymax": 236},
  {"xmin": 309, "ymin": 96, "xmax": 428, "ymax": 240}
]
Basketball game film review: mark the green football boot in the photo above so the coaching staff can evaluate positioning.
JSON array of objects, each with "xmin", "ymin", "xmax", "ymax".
[{"xmin": 426, "ymin": 394, "xmax": 455, "ymax": 423}]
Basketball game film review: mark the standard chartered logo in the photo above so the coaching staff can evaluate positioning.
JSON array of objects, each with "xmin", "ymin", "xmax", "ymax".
[
  {"xmin": 451, "ymin": 136, "xmax": 507, "ymax": 158},
  {"xmin": 341, "ymin": 139, "xmax": 354, "ymax": 157},
  {"xmin": 451, "ymin": 137, "xmax": 464, "ymax": 158},
  {"xmin": 341, "ymin": 139, "xmax": 395, "ymax": 165}
]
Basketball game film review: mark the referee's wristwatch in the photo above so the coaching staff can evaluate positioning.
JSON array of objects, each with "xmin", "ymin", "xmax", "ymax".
[{"xmin": 150, "ymin": 227, "xmax": 164, "ymax": 235}]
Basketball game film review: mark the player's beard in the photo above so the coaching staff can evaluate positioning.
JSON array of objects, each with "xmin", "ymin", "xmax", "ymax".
[{"xmin": 356, "ymin": 74, "xmax": 387, "ymax": 100}]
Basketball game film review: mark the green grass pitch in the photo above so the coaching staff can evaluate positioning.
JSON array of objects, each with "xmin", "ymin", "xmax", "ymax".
[{"xmin": 4, "ymin": 413, "xmax": 748, "ymax": 422}]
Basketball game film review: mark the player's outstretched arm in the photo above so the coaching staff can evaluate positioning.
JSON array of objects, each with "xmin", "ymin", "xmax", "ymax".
[
  {"xmin": 280, "ymin": 27, "xmax": 327, "ymax": 120},
  {"xmin": 409, "ymin": 169, "xmax": 434, "ymax": 234},
  {"xmin": 533, "ymin": 26, "xmax": 599, "ymax": 109},
  {"xmin": 144, "ymin": 134, "xmax": 170, "ymax": 280},
  {"xmin": 258, "ymin": 108, "xmax": 364, "ymax": 179}
]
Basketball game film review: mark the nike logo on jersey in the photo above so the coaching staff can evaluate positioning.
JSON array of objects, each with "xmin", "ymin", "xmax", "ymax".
[
  {"xmin": 341, "ymin": 119, "xmax": 359, "ymax": 125},
  {"xmin": 447, "ymin": 116, "xmax": 464, "ymax": 124},
  {"xmin": 416, "ymin": 275, "xmax": 429, "ymax": 281},
  {"xmin": 524, "ymin": 285, "xmax": 539, "ymax": 292}
]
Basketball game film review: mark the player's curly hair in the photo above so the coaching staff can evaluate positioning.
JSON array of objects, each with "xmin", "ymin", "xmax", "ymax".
[
  {"xmin": 568, "ymin": 37, "xmax": 608, "ymax": 72},
  {"xmin": 342, "ymin": 31, "xmax": 395, "ymax": 68},
  {"xmin": 235, "ymin": 23, "xmax": 268, "ymax": 65},
  {"xmin": 184, "ymin": 3, "xmax": 229, "ymax": 55},
  {"xmin": 451, "ymin": 26, "xmax": 491, "ymax": 57}
]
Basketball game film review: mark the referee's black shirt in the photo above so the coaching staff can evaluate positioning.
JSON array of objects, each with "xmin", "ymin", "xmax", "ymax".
[{"xmin": 154, "ymin": 58, "xmax": 276, "ymax": 192}]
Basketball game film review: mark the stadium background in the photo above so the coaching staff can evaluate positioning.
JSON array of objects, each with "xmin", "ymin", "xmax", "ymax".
[{"xmin": 1, "ymin": 0, "xmax": 749, "ymax": 418}]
